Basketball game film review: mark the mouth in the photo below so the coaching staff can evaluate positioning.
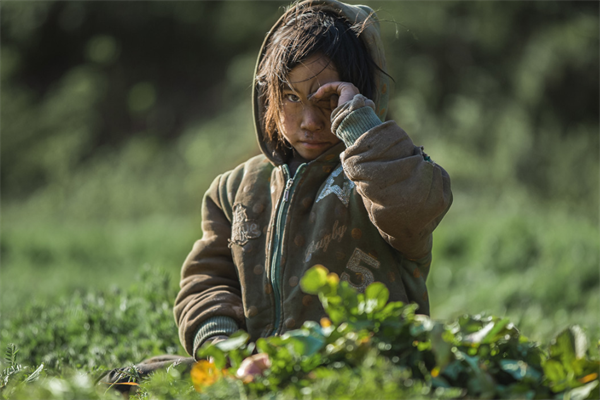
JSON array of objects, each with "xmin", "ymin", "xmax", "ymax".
[{"xmin": 299, "ymin": 141, "xmax": 330, "ymax": 149}]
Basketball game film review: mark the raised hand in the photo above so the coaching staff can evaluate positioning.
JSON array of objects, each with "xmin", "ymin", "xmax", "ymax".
[{"xmin": 309, "ymin": 81, "xmax": 360, "ymax": 110}]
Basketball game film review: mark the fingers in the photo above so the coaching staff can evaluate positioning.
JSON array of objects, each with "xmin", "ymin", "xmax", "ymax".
[
  {"xmin": 250, "ymin": 353, "xmax": 271, "ymax": 370},
  {"xmin": 309, "ymin": 82, "xmax": 343, "ymax": 99},
  {"xmin": 236, "ymin": 353, "xmax": 271, "ymax": 382},
  {"xmin": 330, "ymin": 94, "xmax": 339, "ymax": 111},
  {"xmin": 309, "ymin": 81, "xmax": 360, "ymax": 109},
  {"xmin": 209, "ymin": 335, "xmax": 229, "ymax": 344}
]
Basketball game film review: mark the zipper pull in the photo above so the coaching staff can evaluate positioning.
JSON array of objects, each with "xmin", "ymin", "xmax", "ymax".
[{"xmin": 283, "ymin": 179, "xmax": 293, "ymax": 202}]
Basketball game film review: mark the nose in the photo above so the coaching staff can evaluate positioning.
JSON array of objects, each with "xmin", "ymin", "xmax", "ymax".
[{"xmin": 300, "ymin": 104, "xmax": 325, "ymax": 132}]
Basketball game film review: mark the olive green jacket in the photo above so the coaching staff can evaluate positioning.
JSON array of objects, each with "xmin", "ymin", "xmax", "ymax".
[{"xmin": 174, "ymin": 0, "xmax": 452, "ymax": 358}]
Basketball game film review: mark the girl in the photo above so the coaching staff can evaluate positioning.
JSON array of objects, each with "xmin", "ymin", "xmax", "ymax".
[{"xmin": 174, "ymin": 0, "xmax": 452, "ymax": 360}]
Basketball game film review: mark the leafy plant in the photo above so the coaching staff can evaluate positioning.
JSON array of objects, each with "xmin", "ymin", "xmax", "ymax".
[
  {"xmin": 2, "ymin": 266, "xmax": 598, "ymax": 399},
  {"xmin": 0, "ymin": 266, "xmax": 182, "ymax": 372},
  {"xmin": 1, "ymin": 344, "xmax": 24, "ymax": 389},
  {"xmin": 195, "ymin": 265, "xmax": 599, "ymax": 399},
  {"xmin": 0, "ymin": 344, "xmax": 45, "ymax": 399}
]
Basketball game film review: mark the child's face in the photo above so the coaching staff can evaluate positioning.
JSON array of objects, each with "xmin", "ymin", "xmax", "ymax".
[{"xmin": 279, "ymin": 54, "xmax": 341, "ymax": 161}]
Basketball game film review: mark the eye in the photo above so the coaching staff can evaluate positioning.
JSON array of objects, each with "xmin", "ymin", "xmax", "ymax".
[{"xmin": 284, "ymin": 93, "xmax": 301, "ymax": 103}]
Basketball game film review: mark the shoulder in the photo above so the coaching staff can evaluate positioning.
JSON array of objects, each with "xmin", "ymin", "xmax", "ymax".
[
  {"xmin": 221, "ymin": 154, "xmax": 274, "ymax": 189},
  {"xmin": 208, "ymin": 154, "xmax": 274, "ymax": 217}
]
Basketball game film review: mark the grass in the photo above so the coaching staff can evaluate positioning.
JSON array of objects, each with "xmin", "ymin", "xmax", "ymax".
[
  {"xmin": 0, "ymin": 213, "xmax": 196, "ymax": 320},
  {"xmin": 1, "ymin": 100, "xmax": 260, "ymax": 318},
  {"xmin": 429, "ymin": 195, "xmax": 600, "ymax": 342}
]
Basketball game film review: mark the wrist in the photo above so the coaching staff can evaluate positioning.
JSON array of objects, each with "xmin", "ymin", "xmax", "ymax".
[
  {"xmin": 331, "ymin": 94, "xmax": 381, "ymax": 147},
  {"xmin": 335, "ymin": 106, "xmax": 382, "ymax": 147},
  {"xmin": 193, "ymin": 316, "xmax": 239, "ymax": 359}
]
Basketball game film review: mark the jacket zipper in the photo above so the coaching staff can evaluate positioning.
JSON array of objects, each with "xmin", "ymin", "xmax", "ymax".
[{"xmin": 269, "ymin": 164, "xmax": 305, "ymax": 335}]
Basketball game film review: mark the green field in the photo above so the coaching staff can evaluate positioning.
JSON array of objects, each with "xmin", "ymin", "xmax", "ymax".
[{"xmin": 1, "ymin": 1, "xmax": 598, "ymax": 398}]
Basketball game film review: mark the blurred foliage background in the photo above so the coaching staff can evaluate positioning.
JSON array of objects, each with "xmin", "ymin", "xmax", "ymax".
[{"xmin": 1, "ymin": 1, "xmax": 598, "ymax": 344}]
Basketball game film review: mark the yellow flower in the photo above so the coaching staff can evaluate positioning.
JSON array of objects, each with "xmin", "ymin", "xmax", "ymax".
[{"xmin": 190, "ymin": 360, "xmax": 226, "ymax": 392}]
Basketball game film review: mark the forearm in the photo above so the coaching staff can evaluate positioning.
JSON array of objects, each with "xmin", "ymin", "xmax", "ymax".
[
  {"xmin": 174, "ymin": 176, "xmax": 245, "ymax": 357},
  {"xmin": 333, "ymin": 94, "xmax": 453, "ymax": 259},
  {"xmin": 174, "ymin": 258, "xmax": 245, "ymax": 357}
]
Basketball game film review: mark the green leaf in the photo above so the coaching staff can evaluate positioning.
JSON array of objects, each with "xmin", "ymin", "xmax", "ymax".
[
  {"xmin": 571, "ymin": 326, "xmax": 588, "ymax": 359},
  {"xmin": 463, "ymin": 321, "xmax": 494, "ymax": 344},
  {"xmin": 550, "ymin": 326, "xmax": 589, "ymax": 367},
  {"xmin": 255, "ymin": 338, "xmax": 273, "ymax": 357},
  {"xmin": 401, "ymin": 303, "xmax": 419, "ymax": 320},
  {"xmin": 543, "ymin": 359, "xmax": 567, "ymax": 392},
  {"xmin": 338, "ymin": 282, "xmax": 360, "ymax": 315},
  {"xmin": 376, "ymin": 301, "xmax": 405, "ymax": 320},
  {"xmin": 563, "ymin": 380, "xmax": 599, "ymax": 400},
  {"xmin": 364, "ymin": 282, "xmax": 389, "ymax": 314},
  {"xmin": 440, "ymin": 360, "xmax": 464, "ymax": 382},
  {"xmin": 327, "ymin": 306, "xmax": 347, "ymax": 326},
  {"xmin": 300, "ymin": 265, "xmax": 329, "ymax": 294},
  {"xmin": 417, "ymin": 341, "xmax": 431, "ymax": 351},
  {"xmin": 283, "ymin": 332, "xmax": 325, "ymax": 358},
  {"xmin": 226, "ymin": 348, "xmax": 243, "ymax": 368},
  {"xmin": 460, "ymin": 353, "xmax": 496, "ymax": 397},
  {"xmin": 410, "ymin": 315, "xmax": 434, "ymax": 337},
  {"xmin": 499, "ymin": 359, "xmax": 541, "ymax": 382},
  {"xmin": 4, "ymin": 344, "xmax": 18, "ymax": 367},
  {"xmin": 199, "ymin": 346, "xmax": 227, "ymax": 369},
  {"xmin": 481, "ymin": 318, "xmax": 511, "ymax": 343},
  {"xmin": 24, "ymin": 363, "xmax": 44, "ymax": 383},
  {"xmin": 431, "ymin": 324, "xmax": 454, "ymax": 370},
  {"xmin": 215, "ymin": 331, "xmax": 249, "ymax": 352}
]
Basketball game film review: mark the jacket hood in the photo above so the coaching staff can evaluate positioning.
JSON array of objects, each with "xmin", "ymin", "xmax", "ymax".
[{"xmin": 252, "ymin": 0, "xmax": 390, "ymax": 166}]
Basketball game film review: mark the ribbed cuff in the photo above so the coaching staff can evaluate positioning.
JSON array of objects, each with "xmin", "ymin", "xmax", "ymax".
[
  {"xmin": 335, "ymin": 106, "xmax": 383, "ymax": 147},
  {"xmin": 193, "ymin": 316, "xmax": 239, "ymax": 358}
]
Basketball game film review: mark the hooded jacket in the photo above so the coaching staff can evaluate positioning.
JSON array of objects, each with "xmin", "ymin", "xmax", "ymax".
[{"xmin": 174, "ymin": 0, "xmax": 453, "ymax": 358}]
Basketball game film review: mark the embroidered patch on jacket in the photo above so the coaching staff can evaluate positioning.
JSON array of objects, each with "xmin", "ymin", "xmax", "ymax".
[
  {"xmin": 316, "ymin": 165, "xmax": 355, "ymax": 207},
  {"xmin": 230, "ymin": 204, "xmax": 261, "ymax": 247},
  {"xmin": 341, "ymin": 248, "xmax": 381, "ymax": 293}
]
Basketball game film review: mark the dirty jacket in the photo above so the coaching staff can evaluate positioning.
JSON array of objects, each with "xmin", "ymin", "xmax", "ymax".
[{"xmin": 174, "ymin": 0, "xmax": 453, "ymax": 358}]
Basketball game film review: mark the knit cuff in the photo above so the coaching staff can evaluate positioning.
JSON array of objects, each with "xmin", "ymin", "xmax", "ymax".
[
  {"xmin": 336, "ymin": 107, "xmax": 383, "ymax": 147},
  {"xmin": 331, "ymin": 94, "xmax": 382, "ymax": 147},
  {"xmin": 192, "ymin": 316, "xmax": 239, "ymax": 359}
]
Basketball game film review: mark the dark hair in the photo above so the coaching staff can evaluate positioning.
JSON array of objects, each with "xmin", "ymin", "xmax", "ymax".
[{"xmin": 256, "ymin": 2, "xmax": 379, "ymax": 142}]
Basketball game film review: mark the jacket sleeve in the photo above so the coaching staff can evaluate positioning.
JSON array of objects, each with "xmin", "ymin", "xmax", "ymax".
[
  {"xmin": 173, "ymin": 173, "xmax": 245, "ymax": 357},
  {"xmin": 333, "ymin": 94, "xmax": 453, "ymax": 261}
]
